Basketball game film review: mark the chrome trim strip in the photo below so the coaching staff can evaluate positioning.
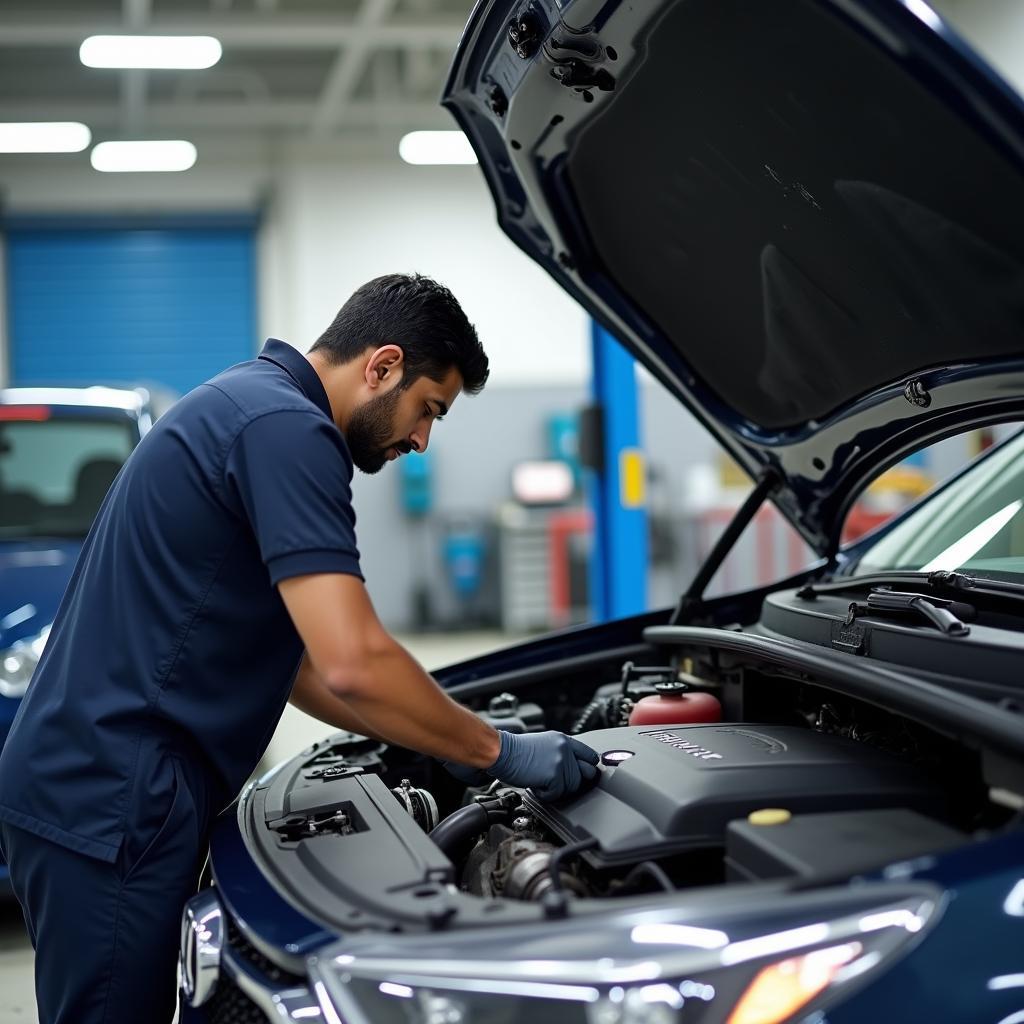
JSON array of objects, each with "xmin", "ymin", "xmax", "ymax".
[{"xmin": 180, "ymin": 890, "xmax": 224, "ymax": 1008}]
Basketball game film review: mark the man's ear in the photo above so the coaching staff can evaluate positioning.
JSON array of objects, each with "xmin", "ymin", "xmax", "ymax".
[{"xmin": 365, "ymin": 344, "xmax": 404, "ymax": 389}]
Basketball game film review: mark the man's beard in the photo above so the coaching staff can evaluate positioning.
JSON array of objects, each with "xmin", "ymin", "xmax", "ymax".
[{"xmin": 346, "ymin": 386, "xmax": 408, "ymax": 474}]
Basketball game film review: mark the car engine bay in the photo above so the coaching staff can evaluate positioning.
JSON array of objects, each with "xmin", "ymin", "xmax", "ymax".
[{"xmin": 242, "ymin": 623, "xmax": 1021, "ymax": 933}]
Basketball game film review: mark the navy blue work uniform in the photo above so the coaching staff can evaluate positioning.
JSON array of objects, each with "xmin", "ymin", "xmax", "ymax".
[{"xmin": 0, "ymin": 340, "xmax": 363, "ymax": 1024}]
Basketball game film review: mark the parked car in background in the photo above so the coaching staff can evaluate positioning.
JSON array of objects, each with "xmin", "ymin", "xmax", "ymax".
[
  {"xmin": 0, "ymin": 385, "xmax": 164, "ymax": 895},
  {"xmin": 180, "ymin": 1, "xmax": 1024, "ymax": 1022}
]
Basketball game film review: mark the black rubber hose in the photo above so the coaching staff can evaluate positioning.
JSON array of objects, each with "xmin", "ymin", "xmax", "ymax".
[
  {"xmin": 428, "ymin": 802, "xmax": 490, "ymax": 861},
  {"xmin": 542, "ymin": 836, "xmax": 600, "ymax": 919},
  {"xmin": 547, "ymin": 836, "xmax": 600, "ymax": 895},
  {"xmin": 619, "ymin": 860, "xmax": 675, "ymax": 894},
  {"xmin": 570, "ymin": 697, "xmax": 609, "ymax": 734}
]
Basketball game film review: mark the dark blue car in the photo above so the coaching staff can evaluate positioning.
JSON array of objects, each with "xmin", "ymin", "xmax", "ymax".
[
  {"xmin": 0, "ymin": 386, "xmax": 157, "ymax": 895},
  {"xmin": 180, "ymin": 1, "xmax": 1024, "ymax": 1022}
]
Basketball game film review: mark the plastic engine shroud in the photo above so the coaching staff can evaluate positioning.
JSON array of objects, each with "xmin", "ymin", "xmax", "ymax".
[{"xmin": 522, "ymin": 724, "xmax": 946, "ymax": 867}]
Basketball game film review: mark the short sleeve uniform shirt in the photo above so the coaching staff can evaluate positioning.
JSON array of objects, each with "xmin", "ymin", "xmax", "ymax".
[{"xmin": 0, "ymin": 340, "xmax": 362, "ymax": 862}]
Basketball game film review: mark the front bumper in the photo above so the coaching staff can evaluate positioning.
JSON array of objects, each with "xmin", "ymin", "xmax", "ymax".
[{"xmin": 179, "ymin": 888, "xmax": 320, "ymax": 1024}]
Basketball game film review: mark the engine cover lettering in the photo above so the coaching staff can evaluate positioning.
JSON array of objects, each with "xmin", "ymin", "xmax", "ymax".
[{"xmin": 643, "ymin": 730, "xmax": 724, "ymax": 760}]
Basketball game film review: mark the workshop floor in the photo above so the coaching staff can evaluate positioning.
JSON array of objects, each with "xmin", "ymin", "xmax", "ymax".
[{"xmin": 0, "ymin": 630, "xmax": 530, "ymax": 1024}]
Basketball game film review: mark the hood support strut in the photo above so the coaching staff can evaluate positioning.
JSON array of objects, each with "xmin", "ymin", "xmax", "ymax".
[{"xmin": 670, "ymin": 468, "xmax": 781, "ymax": 624}]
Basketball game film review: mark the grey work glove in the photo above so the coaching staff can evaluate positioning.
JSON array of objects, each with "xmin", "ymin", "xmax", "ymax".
[
  {"xmin": 488, "ymin": 730, "xmax": 600, "ymax": 802},
  {"xmin": 439, "ymin": 720, "xmax": 524, "ymax": 788}
]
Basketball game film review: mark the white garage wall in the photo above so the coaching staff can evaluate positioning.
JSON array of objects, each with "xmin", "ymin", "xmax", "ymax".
[{"xmin": 259, "ymin": 154, "xmax": 589, "ymax": 387}]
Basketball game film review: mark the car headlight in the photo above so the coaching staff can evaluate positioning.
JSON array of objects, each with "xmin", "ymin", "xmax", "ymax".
[
  {"xmin": 0, "ymin": 625, "xmax": 50, "ymax": 698},
  {"xmin": 308, "ymin": 890, "xmax": 938, "ymax": 1024}
]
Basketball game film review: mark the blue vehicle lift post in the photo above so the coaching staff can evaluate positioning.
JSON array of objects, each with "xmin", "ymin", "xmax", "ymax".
[{"xmin": 585, "ymin": 322, "xmax": 648, "ymax": 621}]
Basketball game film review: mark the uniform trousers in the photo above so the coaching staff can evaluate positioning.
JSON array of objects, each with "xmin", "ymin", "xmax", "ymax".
[{"xmin": 0, "ymin": 760, "xmax": 205, "ymax": 1024}]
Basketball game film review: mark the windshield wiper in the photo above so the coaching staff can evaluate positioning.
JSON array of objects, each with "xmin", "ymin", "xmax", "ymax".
[
  {"xmin": 799, "ymin": 569, "xmax": 1024, "ymax": 606},
  {"xmin": 847, "ymin": 589, "xmax": 975, "ymax": 636}
]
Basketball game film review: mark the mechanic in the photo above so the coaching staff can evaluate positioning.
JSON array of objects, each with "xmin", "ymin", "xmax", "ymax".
[{"xmin": 0, "ymin": 273, "xmax": 599, "ymax": 1024}]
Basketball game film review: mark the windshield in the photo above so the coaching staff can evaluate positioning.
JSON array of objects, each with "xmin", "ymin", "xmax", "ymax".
[
  {"xmin": 0, "ymin": 416, "xmax": 136, "ymax": 538},
  {"xmin": 855, "ymin": 429, "xmax": 1024, "ymax": 579}
]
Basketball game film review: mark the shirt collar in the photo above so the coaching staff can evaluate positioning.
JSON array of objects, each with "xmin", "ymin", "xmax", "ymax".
[{"xmin": 258, "ymin": 339, "xmax": 334, "ymax": 422}]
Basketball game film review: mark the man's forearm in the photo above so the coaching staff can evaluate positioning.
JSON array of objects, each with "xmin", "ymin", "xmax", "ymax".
[
  {"xmin": 278, "ymin": 576, "xmax": 500, "ymax": 768},
  {"xmin": 339, "ymin": 641, "xmax": 500, "ymax": 767},
  {"xmin": 291, "ymin": 649, "xmax": 500, "ymax": 768},
  {"xmin": 289, "ymin": 657, "xmax": 387, "ymax": 742},
  {"xmin": 277, "ymin": 576, "xmax": 598, "ymax": 802}
]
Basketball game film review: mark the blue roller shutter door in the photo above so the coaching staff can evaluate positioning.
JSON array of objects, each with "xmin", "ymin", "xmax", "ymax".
[{"xmin": 6, "ymin": 223, "xmax": 256, "ymax": 394}]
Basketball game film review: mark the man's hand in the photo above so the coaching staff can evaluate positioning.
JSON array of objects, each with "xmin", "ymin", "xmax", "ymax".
[{"xmin": 487, "ymin": 731, "xmax": 600, "ymax": 802}]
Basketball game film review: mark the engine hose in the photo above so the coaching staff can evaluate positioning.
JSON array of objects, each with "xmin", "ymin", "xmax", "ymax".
[
  {"xmin": 571, "ymin": 696, "xmax": 615, "ymax": 734},
  {"xmin": 429, "ymin": 798, "xmax": 514, "ymax": 861},
  {"xmin": 429, "ymin": 802, "xmax": 487, "ymax": 860},
  {"xmin": 569, "ymin": 700, "xmax": 606, "ymax": 733},
  {"xmin": 542, "ymin": 836, "xmax": 600, "ymax": 920},
  {"xmin": 619, "ymin": 860, "xmax": 675, "ymax": 894}
]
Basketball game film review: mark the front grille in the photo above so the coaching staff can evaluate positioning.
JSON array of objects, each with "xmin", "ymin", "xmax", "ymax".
[
  {"xmin": 207, "ymin": 972, "xmax": 267, "ymax": 1024},
  {"xmin": 201, "ymin": 912, "xmax": 311, "ymax": 1023},
  {"xmin": 225, "ymin": 916, "xmax": 305, "ymax": 986}
]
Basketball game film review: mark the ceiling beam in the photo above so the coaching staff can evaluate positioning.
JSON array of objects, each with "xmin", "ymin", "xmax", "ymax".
[
  {"xmin": 124, "ymin": 0, "xmax": 152, "ymax": 27},
  {"xmin": 310, "ymin": 0, "xmax": 399, "ymax": 139},
  {"xmin": 120, "ymin": 0, "xmax": 151, "ymax": 136},
  {"xmin": 120, "ymin": 71, "xmax": 148, "ymax": 136},
  {"xmin": 0, "ymin": 17, "xmax": 465, "ymax": 48}
]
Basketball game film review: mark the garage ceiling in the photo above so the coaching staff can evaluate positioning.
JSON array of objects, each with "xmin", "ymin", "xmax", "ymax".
[{"xmin": 0, "ymin": 0, "xmax": 473, "ymax": 143}]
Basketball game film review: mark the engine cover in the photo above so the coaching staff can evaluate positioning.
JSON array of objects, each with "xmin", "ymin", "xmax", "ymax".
[{"xmin": 523, "ymin": 724, "xmax": 946, "ymax": 867}]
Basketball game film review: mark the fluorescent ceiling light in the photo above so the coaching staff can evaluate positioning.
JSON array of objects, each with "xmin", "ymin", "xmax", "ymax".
[
  {"xmin": 0, "ymin": 122, "xmax": 91, "ymax": 153},
  {"xmin": 399, "ymin": 131, "xmax": 478, "ymax": 165},
  {"xmin": 91, "ymin": 140, "xmax": 197, "ymax": 173},
  {"xmin": 80, "ymin": 35, "xmax": 222, "ymax": 70}
]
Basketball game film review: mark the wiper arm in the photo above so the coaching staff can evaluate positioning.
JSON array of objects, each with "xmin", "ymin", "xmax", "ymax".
[
  {"xmin": 800, "ymin": 570, "xmax": 1024, "ymax": 605},
  {"xmin": 847, "ymin": 589, "xmax": 976, "ymax": 637},
  {"xmin": 926, "ymin": 569, "xmax": 1024, "ymax": 597}
]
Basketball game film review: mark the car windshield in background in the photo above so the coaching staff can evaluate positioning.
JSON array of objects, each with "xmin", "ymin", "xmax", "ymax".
[
  {"xmin": 856, "ymin": 429, "xmax": 1024, "ymax": 579},
  {"xmin": 0, "ymin": 416, "xmax": 134, "ymax": 538}
]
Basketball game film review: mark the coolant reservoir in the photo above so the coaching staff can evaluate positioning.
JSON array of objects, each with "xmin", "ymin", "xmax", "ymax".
[{"xmin": 628, "ymin": 680, "xmax": 722, "ymax": 726}]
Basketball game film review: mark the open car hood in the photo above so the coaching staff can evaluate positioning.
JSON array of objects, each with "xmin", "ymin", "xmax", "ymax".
[{"xmin": 443, "ymin": 0, "xmax": 1024, "ymax": 555}]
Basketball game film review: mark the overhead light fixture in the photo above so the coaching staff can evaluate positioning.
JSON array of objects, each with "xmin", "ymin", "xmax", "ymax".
[
  {"xmin": 399, "ymin": 131, "xmax": 478, "ymax": 166},
  {"xmin": 90, "ymin": 140, "xmax": 197, "ymax": 173},
  {"xmin": 80, "ymin": 35, "xmax": 222, "ymax": 70},
  {"xmin": 0, "ymin": 122, "xmax": 91, "ymax": 153}
]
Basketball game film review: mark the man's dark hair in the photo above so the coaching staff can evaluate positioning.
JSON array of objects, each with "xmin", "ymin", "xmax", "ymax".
[{"xmin": 311, "ymin": 274, "xmax": 489, "ymax": 394}]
